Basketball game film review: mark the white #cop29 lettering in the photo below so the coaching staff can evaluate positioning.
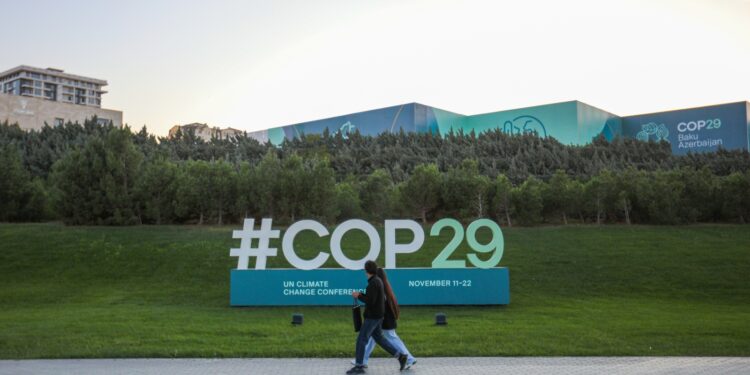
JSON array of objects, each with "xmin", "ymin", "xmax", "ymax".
[{"xmin": 230, "ymin": 218, "xmax": 504, "ymax": 270}]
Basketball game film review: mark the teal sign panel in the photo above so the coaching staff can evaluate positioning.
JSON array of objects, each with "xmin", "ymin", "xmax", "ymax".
[
  {"xmin": 257, "ymin": 101, "xmax": 622, "ymax": 147},
  {"xmin": 428, "ymin": 101, "xmax": 620, "ymax": 145},
  {"xmin": 621, "ymin": 102, "xmax": 750, "ymax": 154},
  {"xmin": 230, "ymin": 268, "xmax": 509, "ymax": 306}
]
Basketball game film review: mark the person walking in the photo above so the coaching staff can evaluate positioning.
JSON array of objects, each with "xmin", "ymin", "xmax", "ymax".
[
  {"xmin": 348, "ymin": 260, "xmax": 407, "ymax": 374},
  {"xmin": 352, "ymin": 267, "xmax": 417, "ymax": 369}
]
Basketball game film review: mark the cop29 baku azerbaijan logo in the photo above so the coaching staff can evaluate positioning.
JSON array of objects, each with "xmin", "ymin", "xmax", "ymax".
[
  {"xmin": 230, "ymin": 218, "xmax": 504, "ymax": 270},
  {"xmin": 637, "ymin": 122, "xmax": 669, "ymax": 142}
]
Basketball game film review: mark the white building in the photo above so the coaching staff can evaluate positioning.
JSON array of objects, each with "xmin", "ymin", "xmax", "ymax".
[{"xmin": 0, "ymin": 65, "xmax": 122, "ymax": 130}]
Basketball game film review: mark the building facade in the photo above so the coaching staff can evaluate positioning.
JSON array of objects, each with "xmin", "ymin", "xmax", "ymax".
[
  {"xmin": 247, "ymin": 101, "xmax": 748, "ymax": 154},
  {"xmin": 168, "ymin": 123, "xmax": 244, "ymax": 141},
  {"xmin": 0, "ymin": 65, "xmax": 122, "ymax": 130},
  {"xmin": 1, "ymin": 65, "xmax": 107, "ymax": 107},
  {"xmin": 621, "ymin": 102, "xmax": 750, "ymax": 155}
]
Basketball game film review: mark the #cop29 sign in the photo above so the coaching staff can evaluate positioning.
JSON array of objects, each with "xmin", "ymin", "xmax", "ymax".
[{"xmin": 229, "ymin": 218, "xmax": 510, "ymax": 306}]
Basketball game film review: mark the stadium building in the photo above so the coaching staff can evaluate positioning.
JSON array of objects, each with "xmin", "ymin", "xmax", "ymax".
[{"xmin": 249, "ymin": 101, "xmax": 749, "ymax": 154}]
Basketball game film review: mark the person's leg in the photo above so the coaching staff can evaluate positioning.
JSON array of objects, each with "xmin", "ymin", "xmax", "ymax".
[
  {"xmin": 363, "ymin": 337, "xmax": 376, "ymax": 365},
  {"xmin": 383, "ymin": 329, "xmax": 415, "ymax": 363},
  {"xmin": 371, "ymin": 324, "xmax": 408, "ymax": 370},
  {"xmin": 370, "ymin": 322, "xmax": 400, "ymax": 357},
  {"xmin": 352, "ymin": 337, "xmax": 375, "ymax": 367},
  {"xmin": 355, "ymin": 319, "xmax": 379, "ymax": 366}
]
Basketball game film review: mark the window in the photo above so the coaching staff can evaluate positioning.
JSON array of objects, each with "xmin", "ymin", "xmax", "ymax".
[
  {"xmin": 54, "ymin": 118, "xmax": 64, "ymax": 127},
  {"xmin": 34, "ymin": 89, "xmax": 41, "ymax": 95},
  {"xmin": 96, "ymin": 118, "xmax": 110, "ymax": 126}
]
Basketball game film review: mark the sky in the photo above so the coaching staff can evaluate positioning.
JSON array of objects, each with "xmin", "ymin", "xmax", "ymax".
[{"xmin": 2, "ymin": 0, "xmax": 749, "ymax": 136}]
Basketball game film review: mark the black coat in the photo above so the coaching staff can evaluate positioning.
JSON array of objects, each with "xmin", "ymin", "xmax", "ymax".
[
  {"xmin": 357, "ymin": 275, "xmax": 385, "ymax": 319},
  {"xmin": 382, "ymin": 300, "xmax": 397, "ymax": 330}
]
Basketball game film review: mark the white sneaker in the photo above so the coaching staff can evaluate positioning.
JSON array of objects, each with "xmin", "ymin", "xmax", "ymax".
[{"xmin": 405, "ymin": 359, "xmax": 417, "ymax": 369}]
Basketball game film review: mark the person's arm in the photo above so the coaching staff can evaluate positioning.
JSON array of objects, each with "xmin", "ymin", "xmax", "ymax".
[{"xmin": 357, "ymin": 281, "xmax": 374, "ymax": 304}]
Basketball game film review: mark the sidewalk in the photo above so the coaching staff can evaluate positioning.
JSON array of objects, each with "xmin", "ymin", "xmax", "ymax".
[{"xmin": 1, "ymin": 357, "xmax": 749, "ymax": 375}]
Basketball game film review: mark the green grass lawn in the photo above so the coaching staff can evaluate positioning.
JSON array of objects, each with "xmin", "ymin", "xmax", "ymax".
[{"xmin": 0, "ymin": 222, "xmax": 749, "ymax": 358}]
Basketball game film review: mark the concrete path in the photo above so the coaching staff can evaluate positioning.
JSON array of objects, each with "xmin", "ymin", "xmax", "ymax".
[{"xmin": 1, "ymin": 357, "xmax": 749, "ymax": 375}]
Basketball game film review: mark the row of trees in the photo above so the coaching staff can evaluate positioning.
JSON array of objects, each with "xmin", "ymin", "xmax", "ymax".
[
  {"xmin": 1, "ymin": 120, "xmax": 749, "ymax": 225},
  {"xmin": 3, "ymin": 119, "xmax": 749, "ymax": 183}
]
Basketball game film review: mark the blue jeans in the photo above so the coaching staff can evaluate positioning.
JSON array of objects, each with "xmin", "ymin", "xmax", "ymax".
[
  {"xmin": 355, "ymin": 318, "xmax": 400, "ymax": 366},
  {"xmin": 362, "ymin": 329, "xmax": 416, "ymax": 365}
]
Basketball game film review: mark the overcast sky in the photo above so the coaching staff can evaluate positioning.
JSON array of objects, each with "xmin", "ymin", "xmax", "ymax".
[{"xmin": 2, "ymin": 0, "xmax": 749, "ymax": 136}]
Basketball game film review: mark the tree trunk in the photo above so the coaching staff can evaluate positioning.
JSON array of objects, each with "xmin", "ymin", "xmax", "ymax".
[
  {"xmin": 623, "ymin": 199, "xmax": 631, "ymax": 225},
  {"xmin": 199, "ymin": 211, "xmax": 204, "ymax": 225},
  {"xmin": 596, "ymin": 196, "xmax": 601, "ymax": 225},
  {"xmin": 421, "ymin": 208, "xmax": 427, "ymax": 224},
  {"xmin": 218, "ymin": 207, "xmax": 223, "ymax": 225},
  {"xmin": 562, "ymin": 212, "xmax": 568, "ymax": 225},
  {"xmin": 504, "ymin": 197, "xmax": 512, "ymax": 227}
]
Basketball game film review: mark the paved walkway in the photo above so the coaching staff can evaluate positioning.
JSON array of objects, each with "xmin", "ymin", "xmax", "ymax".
[{"xmin": 1, "ymin": 357, "xmax": 749, "ymax": 375}]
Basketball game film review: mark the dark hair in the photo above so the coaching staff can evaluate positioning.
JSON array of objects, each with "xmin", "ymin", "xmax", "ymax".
[
  {"xmin": 364, "ymin": 260, "xmax": 378, "ymax": 275},
  {"xmin": 377, "ymin": 268, "xmax": 400, "ymax": 320}
]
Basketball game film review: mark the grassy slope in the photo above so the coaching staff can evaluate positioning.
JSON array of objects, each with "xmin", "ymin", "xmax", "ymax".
[{"xmin": 0, "ymin": 223, "xmax": 748, "ymax": 358}]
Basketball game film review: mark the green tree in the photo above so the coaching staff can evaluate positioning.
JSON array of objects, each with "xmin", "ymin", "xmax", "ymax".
[
  {"xmin": 236, "ymin": 161, "xmax": 259, "ymax": 219},
  {"xmin": 335, "ymin": 180, "xmax": 362, "ymax": 221},
  {"xmin": 278, "ymin": 154, "xmax": 306, "ymax": 223},
  {"xmin": 442, "ymin": 160, "xmax": 492, "ymax": 220},
  {"xmin": 543, "ymin": 170, "xmax": 572, "ymax": 224},
  {"xmin": 511, "ymin": 176, "xmax": 543, "ymax": 225},
  {"xmin": 176, "ymin": 160, "xmax": 212, "ymax": 224},
  {"xmin": 678, "ymin": 167, "xmax": 719, "ymax": 223},
  {"xmin": 254, "ymin": 151, "xmax": 282, "ymax": 217},
  {"xmin": 584, "ymin": 171, "xmax": 618, "ymax": 225},
  {"xmin": 303, "ymin": 158, "xmax": 339, "ymax": 223},
  {"xmin": 566, "ymin": 179, "xmax": 585, "ymax": 223},
  {"xmin": 360, "ymin": 169, "xmax": 394, "ymax": 221},
  {"xmin": 0, "ymin": 144, "xmax": 28, "ymax": 221},
  {"xmin": 51, "ymin": 127, "xmax": 143, "ymax": 225},
  {"xmin": 401, "ymin": 163, "xmax": 441, "ymax": 223},
  {"xmin": 135, "ymin": 158, "xmax": 180, "ymax": 224},
  {"xmin": 636, "ymin": 170, "xmax": 685, "ymax": 224},
  {"xmin": 493, "ymin": 174, "xmax": 514, "ymax": 227},
  {"xmin": 615, "ymin": 168, "xmax": 641, "ymax": 225},
  {"xmin": 209, "ymin": 159, "xmax": 236, "ymax": 225},
  {"xmin": 720, "ymin": 172, "xmax": 750, "ymax": 223}
]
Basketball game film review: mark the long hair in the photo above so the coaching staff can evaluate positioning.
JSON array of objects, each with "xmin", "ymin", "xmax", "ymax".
[{"xmin": 377, "ymin": 267, "xmax": 400, "ymax": 320}]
